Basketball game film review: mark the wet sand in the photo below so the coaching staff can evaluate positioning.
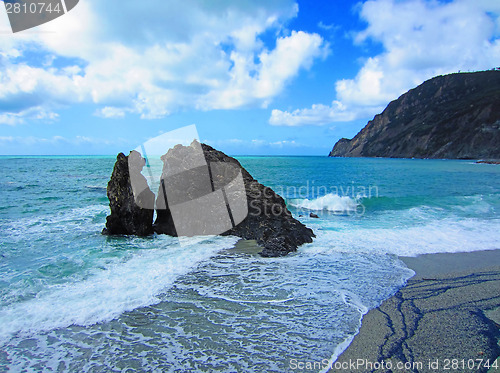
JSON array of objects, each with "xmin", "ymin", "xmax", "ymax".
[{"xmin": 331, "ymin": 250, "xmax": 500, "ymax": 373}]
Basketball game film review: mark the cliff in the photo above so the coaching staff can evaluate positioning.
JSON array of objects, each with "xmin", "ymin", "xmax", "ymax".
[{"xmin": 329, "ymin": 70, "xmax": 500, "ymax": 159}]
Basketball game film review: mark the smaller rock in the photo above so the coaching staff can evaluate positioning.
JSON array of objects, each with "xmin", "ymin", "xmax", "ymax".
[
  {"xmin": 310, "ymin": 213, "xmax": 319, "ymax": 218},
  {"xmin": 102, "ymin": 151, "xmax": 155, "ymax": 236}
]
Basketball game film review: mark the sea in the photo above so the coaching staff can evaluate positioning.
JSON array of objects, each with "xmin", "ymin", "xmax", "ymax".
[{"xmin": 0, "ymin": 155, "xmax": 499, "ymax": 372}]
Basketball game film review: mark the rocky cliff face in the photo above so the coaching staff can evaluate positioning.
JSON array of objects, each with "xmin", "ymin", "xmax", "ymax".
[
  {"xmin": 329, "ymin": 70, "xmax": 500, "ymax": 159},
  {"xmin": 103, "ymin": 142, "xmax": 314, "ymax": 257}
]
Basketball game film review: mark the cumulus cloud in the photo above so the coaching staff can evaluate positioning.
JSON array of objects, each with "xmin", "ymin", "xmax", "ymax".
[
  {"xmin": 0, "ymin": 0, "xmax": 327, "ymax": 124},
  {"xmin": 200, "ymin": 30, "xmax": 327, "ymax": 110},
  {"xmin": 270, "ymin": 0, "xmax": 500, "ymax": 126}
]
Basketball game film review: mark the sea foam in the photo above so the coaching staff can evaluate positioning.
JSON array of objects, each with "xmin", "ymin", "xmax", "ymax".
[
  {"xmin": 300, "ymin": 213, "xmax": 500, "ymax": 257},
  {"xmin": 289, "ymin": 193, "xmax": 359, "ymax": 213},
  {"xmin": 0, "ymin": 235, "xmax": 239, "ymax": 342}
]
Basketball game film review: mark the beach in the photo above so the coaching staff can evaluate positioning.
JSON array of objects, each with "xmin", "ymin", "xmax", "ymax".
[{"xmin": 332, "ymin": 249, "xmax": 500, "ymax": 373}]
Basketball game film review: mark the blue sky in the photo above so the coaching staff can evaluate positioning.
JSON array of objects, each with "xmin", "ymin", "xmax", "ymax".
[{"xmin": 0, "ymin": 0, "xmax": 499, "ymax": 155}]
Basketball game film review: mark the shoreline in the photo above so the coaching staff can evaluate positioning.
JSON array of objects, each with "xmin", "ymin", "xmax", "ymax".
[{"xmin": 331, "ymin": 249, "xmax": 500, "ymax": 373}]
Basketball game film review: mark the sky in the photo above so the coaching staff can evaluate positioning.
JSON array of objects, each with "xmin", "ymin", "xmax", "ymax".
[{"xmin": 0, "ymin": 0, "xmax": 499, "ymax": 156}]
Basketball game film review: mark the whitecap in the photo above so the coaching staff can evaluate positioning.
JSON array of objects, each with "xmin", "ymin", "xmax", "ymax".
[{"xmin": 289, "ymin": 193, "xmax": 359, "ymax": 213}]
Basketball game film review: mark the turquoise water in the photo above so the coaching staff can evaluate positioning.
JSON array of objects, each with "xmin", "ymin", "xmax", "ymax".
[{"xmin": 0, "ymin": 156, "xmax": 498, "ymax": 372}]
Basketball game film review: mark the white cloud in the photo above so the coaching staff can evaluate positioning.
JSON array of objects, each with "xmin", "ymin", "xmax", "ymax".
[
  {"xmin": 318, "ymin": 21, "xmax": 340, "ymax": 33},
  {"xmin": 251, "ymin": 139, "xmax": 266, "ymax": 146},
  {"xmin": 341, "ymin": 0, "xmax": 500, "ymax": 104},
  {"xmin": 0, "ymin": 135, "xmax": 127, "ymax": 146},
  {"xmin": 269, "ymin": 140, "xmax": 299, "ymax": 147},
  {"xmin": 0, "ymin": 114, "xmax": 22, "ymax": 126},
  {"xmin": 270, "ymin": 0, "xmax": 500, "ymax": 126},
  {"xmin": 200, "ymin": 30, "xmax": 327, "ymax": 109},
  {"xmin": 270, "ymin": 101, "xmax": 365, "ymax": 126},
  {"xmin": 203, "ymin": 137, "xmax": 303, "ymax": 148},
  {"xmin": 318, "ymin": 21, "xmax": 335, "ymax": 31},
  {"xmin": 0, "ymin": 135, "xmax": 64, "ymax": 145},
  {"xmin": 0, "ymin": 0, "xmax": 327, "ymax": 124},
  {"xmin": 0, "ymin": 105, "xmax": 60, "ymax": 125},
  {"xmin": 258, "ymin": 31, "xmax": 327, "ymax": 98},
  {"xmin": 95, "ymin": 107, "xmax": 127, "ymax": 119}
]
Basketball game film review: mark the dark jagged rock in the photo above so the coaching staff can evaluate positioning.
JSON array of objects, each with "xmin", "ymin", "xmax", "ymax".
[
  {"xmin": 309, "ymin": 213, "xmax": 319, "ymax": 218},
  {"xmin": 155, "ymin": 141, "xmax": 314, "ymax": 256},
  {"xmin": 104, "ymin": 142, "xmax": 315, "ymax": 257},
  {"xmin": 199, "ymin": 143, "xmax": 314, "ymax": 256},
  {"xmin": 329, "ymin": 70, "xmax": 500, "ymax": 159},
  {"xmin": 102, "ymin": 151, "xmax": 155, "ymax": 236}
]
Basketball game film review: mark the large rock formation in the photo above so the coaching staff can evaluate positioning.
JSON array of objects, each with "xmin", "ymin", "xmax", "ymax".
[
  {"xmin": 102, "ymin": 151, "xmax": 155, "ymax": 236},
  {"xmin": 329, "ymin": 70, "xmax": 500, "ymax": 159},
  {"xmin": 201, "ymin": 143, "xmax": 315, "ymax": 257},
  {"xmin": 103, "ymin": 142, "xmax": 314, "ymax": 257}
]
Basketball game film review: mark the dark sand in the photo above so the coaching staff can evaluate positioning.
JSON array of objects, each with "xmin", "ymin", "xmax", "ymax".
[{"xmin": 331, "ymin": 250, "xmax": 500, "ymax": 373}]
